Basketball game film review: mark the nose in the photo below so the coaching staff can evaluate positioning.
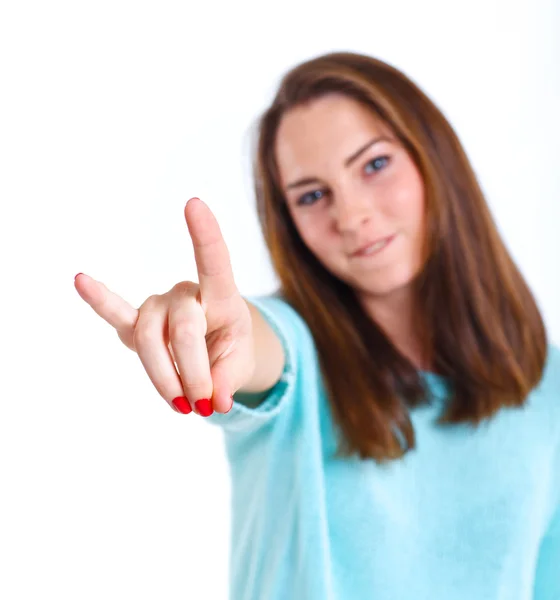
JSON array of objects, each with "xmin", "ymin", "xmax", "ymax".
[{"xmin": 332, "ymin": 193, "xmax": 372, "ymax": 234}]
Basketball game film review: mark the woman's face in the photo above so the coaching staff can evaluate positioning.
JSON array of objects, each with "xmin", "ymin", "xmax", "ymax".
[{"xmin": 275, "ymin": 93, "xmax": 427, "ymax": 298}]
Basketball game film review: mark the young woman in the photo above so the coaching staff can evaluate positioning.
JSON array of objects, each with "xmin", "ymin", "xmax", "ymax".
[{"xmin": 75, "ymin": 52, "xmax": 560, "ymax": 599}]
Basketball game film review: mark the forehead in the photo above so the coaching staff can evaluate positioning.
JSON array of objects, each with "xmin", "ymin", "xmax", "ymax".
[{"xmin": 275, "ymin": 94, "xmax": 390, "ymax": 182}]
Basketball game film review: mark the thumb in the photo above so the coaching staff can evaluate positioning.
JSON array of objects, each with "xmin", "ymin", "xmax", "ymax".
[
  {"xmin": 210, "ymin": 359, "xmax": 238, "ymax": 413},
  {"xmin": 210, "ymin": 342, "xmax": 254, "ymax": 413}
]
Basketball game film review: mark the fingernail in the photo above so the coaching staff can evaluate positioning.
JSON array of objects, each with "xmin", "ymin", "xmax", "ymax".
[
  {"xmin": 225, "ymin": 395, "xmax": 234, "ymax": 413},
  {"xmin": 172, "ymin": 396, "xmax": 192, "ymax": 414},
  {"xmin": 74, "ymin": 273, "xmax": 83, "ymax": 281},
  {"xmin": 195, "ymin": 399, "xmax": 213, "ymax": 417}
]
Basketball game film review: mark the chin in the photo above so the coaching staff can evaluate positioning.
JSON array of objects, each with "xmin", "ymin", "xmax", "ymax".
[{"xmin": 349, "ymin": 265, "xmax": 420, "ymax": 298}]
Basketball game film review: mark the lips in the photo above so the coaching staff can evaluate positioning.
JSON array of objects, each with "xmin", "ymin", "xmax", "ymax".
[{"xmin": 350, "ymin": 234, "xmax": 395, "ymax": 257}]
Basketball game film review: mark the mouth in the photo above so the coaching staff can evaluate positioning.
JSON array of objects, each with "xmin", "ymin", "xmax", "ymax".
[{"xmin": 350, "ymin": 234, "xmax": 396, "ymax": 258}]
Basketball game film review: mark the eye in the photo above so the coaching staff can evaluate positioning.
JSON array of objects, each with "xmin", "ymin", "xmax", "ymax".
[
  {"xmin": 296, "ymin": 189, "xmax": 325, "ymax": 207},
  {"xmin": 364, "ymin": 155, "xmax": 390, "ymax": 175}
]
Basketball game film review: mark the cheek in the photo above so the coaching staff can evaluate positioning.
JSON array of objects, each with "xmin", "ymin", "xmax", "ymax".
[
  {"xmin": 291, "ymin": 210, "xmax": 337, "ymax": 258},
  {"xmin": 292, "ymin": 210, "xmax": 319, "ymax": 244},
  {"xmin": 384, "ymin": 170, "xmax": 426, "ymax": 234}
]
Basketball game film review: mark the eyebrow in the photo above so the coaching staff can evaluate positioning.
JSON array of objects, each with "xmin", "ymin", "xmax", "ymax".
[{"xmin": 284, "ymin": 136, "xmax": 391, "ymax": 191}]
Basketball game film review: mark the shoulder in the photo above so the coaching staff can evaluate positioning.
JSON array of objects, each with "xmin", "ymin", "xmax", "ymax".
[
  {"xmin": 530, "ymin": 343, "xmax": 560, "ymax": 436},
  {"xmin": 538, "ymin": 343, "xmax": 560, "ymax": 393}
]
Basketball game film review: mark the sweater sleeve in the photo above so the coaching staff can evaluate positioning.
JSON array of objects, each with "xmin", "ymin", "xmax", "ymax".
[
  {"xmin": 533, "ymin": 477, "xmax": 560, "ymax": 599},
  {"xmin": 204, "ymin": 294, "xmax": 315, "ymax": 434},
  {"xmin": 533, "ymin": 345, "xmax": 560, "ymax": 599}
]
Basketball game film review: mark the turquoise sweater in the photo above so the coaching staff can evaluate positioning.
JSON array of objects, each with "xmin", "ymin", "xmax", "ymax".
[{"xmin": 208, "ymin": 296, "xmax": 560, "ymax": 600}]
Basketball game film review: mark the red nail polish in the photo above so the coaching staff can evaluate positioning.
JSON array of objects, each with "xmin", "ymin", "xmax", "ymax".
[
  {"xmin": 172, "ymin": 396, "xmax": 192, "ymax": 414},
  {"xmin": 195, "ymin": 399, "xmax": 213, "ymax": 417}
]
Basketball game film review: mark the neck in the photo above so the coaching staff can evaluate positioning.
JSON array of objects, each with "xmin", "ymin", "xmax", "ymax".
[{"xmin": 357, "ymin": 286, "xmax": 431, "ymax": 372}]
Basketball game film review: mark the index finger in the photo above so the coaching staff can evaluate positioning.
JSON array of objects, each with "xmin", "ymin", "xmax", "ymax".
[{"xmin": 184, "ymin": 197, "xmax": 238, "ymax": 306}]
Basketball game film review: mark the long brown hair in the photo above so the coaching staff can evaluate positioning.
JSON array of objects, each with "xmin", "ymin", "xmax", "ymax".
[{"xmin": 252, "ymin": 51, "xmax": 548, "ymax": 462}]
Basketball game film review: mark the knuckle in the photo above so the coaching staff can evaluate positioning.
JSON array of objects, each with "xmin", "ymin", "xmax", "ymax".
[
  {"xmin": 133, "ymin": 324, "xmax": 159, "ymax": 349},
  {"xmin": 171, "ymin": 281, "xmax": 199, "ymax": 298},
  {"xmin": 182, "ymin": 380, "xmax": 209, "ymax": 394},
  {"xmin": 170, "ymin": 319, "xmax": 203, "ymax": 343},
  {"xmin": 139, "ymin": 294, "xmax": 162, "ymax": 311}
]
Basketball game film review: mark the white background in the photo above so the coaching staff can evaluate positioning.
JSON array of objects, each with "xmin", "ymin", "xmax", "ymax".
[{"xmin": 0, "ymin": 0, "xmax": 558, "ymax": 598}]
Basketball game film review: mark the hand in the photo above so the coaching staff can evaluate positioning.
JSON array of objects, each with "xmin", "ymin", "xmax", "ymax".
[{"xmin": 74, "ymin": 197, "xmax": 254, "ymax": 416}]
